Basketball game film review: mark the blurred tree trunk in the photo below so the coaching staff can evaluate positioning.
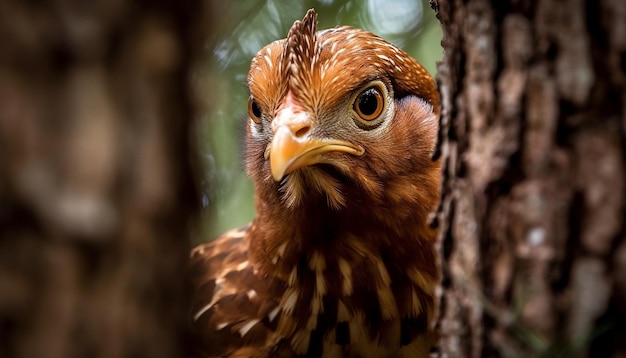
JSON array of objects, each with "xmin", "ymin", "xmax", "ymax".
[
  {"xmin": 0, "ymin": 1, "xmax": 208, "ymax": 357},
  {"xmin": 433, "ymin": 0, "xmax": 626, "ymax": 357}
]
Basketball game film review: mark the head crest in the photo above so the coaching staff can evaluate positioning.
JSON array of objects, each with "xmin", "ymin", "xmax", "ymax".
[{"xmin": 282, "ymin": 9, "xmax": 319, "ymax": 102}]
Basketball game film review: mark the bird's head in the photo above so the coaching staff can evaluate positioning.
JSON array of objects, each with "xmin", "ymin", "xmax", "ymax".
[{"xmin": 245, "ymin": 9, "xmax": 440, "ymax": 214}]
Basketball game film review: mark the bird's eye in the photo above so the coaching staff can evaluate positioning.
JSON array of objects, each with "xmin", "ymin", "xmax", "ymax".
[
  {"xmin": 248, "ymin": 97, "xmax": 262, "ymax": 124},
  {"xmin": 353, "ymin": 84, "xmax": 385, "ymax": 122}
]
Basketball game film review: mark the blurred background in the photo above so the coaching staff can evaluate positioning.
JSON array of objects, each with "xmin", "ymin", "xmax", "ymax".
[{"xmin": 196, "ymin": 0, "xmax": 443, "ymax": 243}]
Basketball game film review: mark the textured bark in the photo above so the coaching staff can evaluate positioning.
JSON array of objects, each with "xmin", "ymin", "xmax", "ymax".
[
  {"xmin": 0, "ymin": 1, "xmax": 207, "ymax": 357},
  {"xmin": 433, "ymin": 0, "xmax": 626, "ymax": 357}
]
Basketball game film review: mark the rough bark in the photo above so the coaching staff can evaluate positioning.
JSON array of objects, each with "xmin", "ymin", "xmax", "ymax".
[
  {"xmin": 0, "ymin": 1, "xmax": 207, "ymax": 357},
  {"xmin": 433, "ymin": 0, "xmax": 626, "ymax": 356}
]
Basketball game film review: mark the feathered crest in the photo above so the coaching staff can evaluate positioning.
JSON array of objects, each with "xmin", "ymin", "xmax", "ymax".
[{"xmin": 283, "ymin": 9, "xmax": 319, "ymax": 105}]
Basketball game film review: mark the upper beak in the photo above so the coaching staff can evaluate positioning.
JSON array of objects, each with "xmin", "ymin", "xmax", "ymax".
[{"xmin": 266, "ymin": 111, "xmax": 364, "ymax": 182}]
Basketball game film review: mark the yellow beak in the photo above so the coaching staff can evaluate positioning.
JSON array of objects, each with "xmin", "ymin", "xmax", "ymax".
[{"xmin": 268, "ymin": 125, "xmax": 364, "ymax": 181}]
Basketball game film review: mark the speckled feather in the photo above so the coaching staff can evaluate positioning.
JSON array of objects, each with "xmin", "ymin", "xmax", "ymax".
[{"xmin": 191, "ymin": 9, "xmax": 441, "ymax": 357}]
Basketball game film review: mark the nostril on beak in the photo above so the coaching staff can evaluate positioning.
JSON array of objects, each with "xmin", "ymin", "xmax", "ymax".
[{"xmin": 294, "ymin": 125, "xmax": 311, "ymax": 138}]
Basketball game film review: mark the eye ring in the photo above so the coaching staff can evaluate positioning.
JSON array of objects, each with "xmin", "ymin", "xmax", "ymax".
[
  {"xmin": 354, "ymin": 86, "xmax": 384, "ymax": 121},
  {"xmin": 351, "ymin": 81, "xmax": 388, "ymax": 127},
  {"xmin": 248, "ymin": 97, "xmax": 262, "ymax": 124}
]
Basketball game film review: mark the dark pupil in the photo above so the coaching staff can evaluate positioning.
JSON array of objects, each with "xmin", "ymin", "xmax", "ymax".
[
  {"xmin": 358, "ymin": 89, "xmax": 378, "ymax": 116},
  {"xmin": 251, "ymin": 101, "xmax": 262, "ymax": 118}
]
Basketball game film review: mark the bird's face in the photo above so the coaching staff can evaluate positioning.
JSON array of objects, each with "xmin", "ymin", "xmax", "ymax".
[{"xmin": 245, "ymin": 10, "xmax": 439, "ymax": 211}]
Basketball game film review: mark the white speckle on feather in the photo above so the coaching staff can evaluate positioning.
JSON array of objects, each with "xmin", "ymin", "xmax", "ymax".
[
  {"xmin": 268, "ymin": 306, "xmax": 281, "ymax": 322},
  {"xmin": 246, "ymin": 289, "xmax": 257, "ymax": 299},
  {"xmin": 238, "ymin": 319, "xmax": 260, "ymax": 337},
  {"xmin": 264, "ymin": 54, "xmax": 273, "ymax": 69}
]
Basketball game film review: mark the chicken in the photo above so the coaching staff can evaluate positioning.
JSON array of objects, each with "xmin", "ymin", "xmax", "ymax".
[{"xmin": 191, "ymin": 9, "xmax": 441, "ymax": 357}]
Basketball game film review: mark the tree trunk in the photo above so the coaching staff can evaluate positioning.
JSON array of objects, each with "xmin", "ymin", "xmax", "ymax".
[
  {"xmin": 0, "ymin": 1, "xmax": 207, "ymax": 357},
  {"xmin": 433, "ymin": 0, "xmax": 626, "ymax": 356}
]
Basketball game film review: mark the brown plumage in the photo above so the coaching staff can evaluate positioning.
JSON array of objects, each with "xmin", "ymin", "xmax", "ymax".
[{"xmin": 191, "ymin": 9, "xmax": 441, "ymax": 357}]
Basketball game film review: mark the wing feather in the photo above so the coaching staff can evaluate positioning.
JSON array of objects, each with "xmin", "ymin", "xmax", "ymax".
[{"xmin": 190, "ymin": 225, "xmax": 280, "ymax": 356}]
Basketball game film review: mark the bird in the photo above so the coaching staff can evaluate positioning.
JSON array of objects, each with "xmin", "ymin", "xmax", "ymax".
[{"xmin": 190, "ymin": 9, "xmax": 441, "ymax": 358}]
